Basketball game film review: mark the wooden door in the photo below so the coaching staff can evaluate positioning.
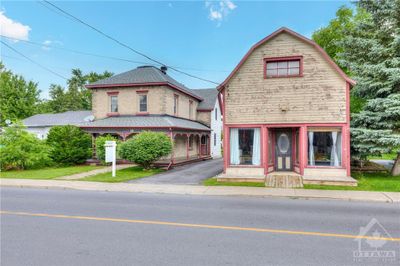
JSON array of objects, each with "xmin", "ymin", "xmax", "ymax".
[{"xmin": 275, "ymin": 130, "xmax": 292, "ymax": 171}]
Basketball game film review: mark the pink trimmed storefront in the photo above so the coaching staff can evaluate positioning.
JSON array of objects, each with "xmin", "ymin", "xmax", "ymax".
[{"xmin": 217, "ymin": 27, "xmax": 357, "ymax": 187}]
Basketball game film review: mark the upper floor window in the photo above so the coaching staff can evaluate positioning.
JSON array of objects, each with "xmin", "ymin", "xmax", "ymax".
[
  {"xmin": 189, "ymin": 100, "xmax": 193, "ymax": 119},
  {"xmin": 139, "ymin": 94, "xmax": 147, "ymax": 112},
  {"xmin": 174, "ymin": 94, "xmax": 179, "ymax": 116},
  {"xmin": 110, "ymin": 95, "xmax": 118, "ymax": 112},
  {"xmin": 264, "ymin": 56, "xmax": 303, "ymax": 78},
  {"xmin": 215, "ymin": 108, "xmax": 218, "ymax": 121}
]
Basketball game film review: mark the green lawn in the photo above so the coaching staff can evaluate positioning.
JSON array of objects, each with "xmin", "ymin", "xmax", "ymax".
[
  {"xmin": 304, "ymin": 172, "xmax": 400, "ymax": 192},
  {"xmin": 204, "ymin": 172, "xmax": 400, "ymax": 192},
  {"xmin": 80, "ymin": 166, "xmax": 163, "ymax": 183},
  {"xmin": 368, "ymin": 151, "xmax": 398, "ymax": 160},
  {"xmin": 203, "ymin": 178, "xmax": 265, "ymax": 187},
  {"xmin": 0, "ymin": 165, "xmax": 103, "ymax": 180}
]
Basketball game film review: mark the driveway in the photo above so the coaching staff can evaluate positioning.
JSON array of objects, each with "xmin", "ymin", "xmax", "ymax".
[{"xmin": 129, "ymin": 158, "xmax": 223, "ymax": 185}]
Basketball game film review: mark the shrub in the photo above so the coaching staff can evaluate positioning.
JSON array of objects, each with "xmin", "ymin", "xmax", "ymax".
[
  {"xmin": 119, "ymin": 131, "xmax": 172, "ymax": 169},
  {"xmin": 95, "ymin": 135, "xmax": 119, "ymax": 164},
  {"xmin": 0, "ymin": 123, "xmax": 52, "ymax": 170},
  {"xmin": 46, "ymin": 125, "xmax": 92, "ymax": 165}
]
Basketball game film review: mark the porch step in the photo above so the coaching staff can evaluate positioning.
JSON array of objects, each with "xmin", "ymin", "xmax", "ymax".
[
  {"xmin": 302, "ymin": 175, "xmax": 358, "ymax": 187},
  {"xmin": 265, "ymin": 172, "xmax": 303, "ymax": 188}
]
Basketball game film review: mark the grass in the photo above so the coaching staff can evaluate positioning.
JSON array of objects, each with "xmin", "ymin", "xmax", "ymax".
[
  {"xmin": 80, "ymin": 166, "xmax": 164, "ymax": 183},
  {"xmin": 368, "ymin": 151, "xmax": 398, "ymax": 160},
  {"xmin": 204, "ymin": 172, "xmax": 400, "ymax": 192},
  {"xmin": 0, "ymin": 165, "xmax": 103, "ymax": 180},
  {"xmin": 203, "ymin": 177, "xmax": 265, "ymax": 187},
  {"xmin": 304, "ymin": 172, "xmax": 400, "ymax": 192}
]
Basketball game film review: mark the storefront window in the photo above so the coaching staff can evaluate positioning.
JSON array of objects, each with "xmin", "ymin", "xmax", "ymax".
[
  {"xmin": 308, "ymin": 130, "xmax": 342, "ymax": 166},
  {"xmin": 230, "ymin": 128, "xmax": 261, "ymax": 165}
]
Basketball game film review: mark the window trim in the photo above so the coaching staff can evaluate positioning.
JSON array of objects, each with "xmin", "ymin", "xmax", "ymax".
[
  {"xmin": 137, "ymin": 93, "xmax": 148, "ymax": 113},
  {"xmin": 109, "ymin": 94, "xmax": 119, "ymax": 114},
  {"xmin": 173, "ymin": 94, "xmax": 179, "ymax": 116},
  {"xmin": 189, "ymin": 100, "xmax": 193, "ymax": 120},
  {"xmin": 228, "ymin": 127, "xmax": 262, "ymax": 167},
  {"xmin": 306, "ymin": 128, "xmax": 344, "ymax": 169},
  {"xmin": 263, "ymin": 56, "xmax": 303, "ymax": 79}
]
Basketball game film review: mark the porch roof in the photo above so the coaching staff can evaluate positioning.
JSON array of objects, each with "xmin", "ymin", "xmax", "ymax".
[{"xmin": 80, "ymin": 114, "xmax": 210, "ymax": 131}]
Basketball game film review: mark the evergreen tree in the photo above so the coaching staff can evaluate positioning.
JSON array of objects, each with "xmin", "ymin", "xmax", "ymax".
[{"xmin": 338, "ymin": 0, "xmax": 400, "ymax": 165}]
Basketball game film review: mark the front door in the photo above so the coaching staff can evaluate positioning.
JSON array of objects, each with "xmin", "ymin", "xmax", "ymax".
[{"xmin": 275, "ymin": 130, "xmax": 292, "ymax": 171}]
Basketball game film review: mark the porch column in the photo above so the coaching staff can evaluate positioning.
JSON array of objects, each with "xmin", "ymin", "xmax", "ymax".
[
  {"xmin": 263, "ymin": 127, "xmax": 268, "ymax": 175},
  {"xmin": 91, "ymin": 133, "xmax": 97, "ymax": 159},
  {"xmin": 186, "ymin": 134, "xmax": 190, "ymax": 160},
  {"xmin": 300, "ymin": 126, "xmax": 307, "ymax": 176},
  {"xmin": 208, "ymin": 134, "xmax": 211, "ymax": 156},
  {"xmin": 197, "ymin": 135, "xmax": 200, "ymax": 158},
  {"xmin": 169, "ymin": 130, "xmax": 175, "ymax": 165}
]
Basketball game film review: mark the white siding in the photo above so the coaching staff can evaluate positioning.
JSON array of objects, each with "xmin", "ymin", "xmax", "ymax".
[{"xmin": 211, "ymin": 100, "xmax": 222, "ymax": 158}]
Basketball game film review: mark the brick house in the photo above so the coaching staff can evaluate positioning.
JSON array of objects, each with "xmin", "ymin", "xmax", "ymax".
[
  {"xmin": 217, "ymin": 27, "xmax": 357, "ymax": 186},
  {"xmin": 81, "ymin": 66, "xmax": 222, "ymax": 166}
]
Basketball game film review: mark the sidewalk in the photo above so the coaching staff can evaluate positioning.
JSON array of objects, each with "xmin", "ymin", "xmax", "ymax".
[
  {"xmin": 1, "ymin": 179, "xmax": 399, "ymax": 203},
  {"xmin": 56, "ymin": 164, "xmax": 134, "ymax": 180}
]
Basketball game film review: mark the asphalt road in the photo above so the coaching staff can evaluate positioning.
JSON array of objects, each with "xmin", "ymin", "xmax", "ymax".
[
  {"xmin": 130, "ymin": 158, "xmax": 223, "ymax": 184},
  {"xmin": 1, "ymin": 187, "xmax": 399, "ymax": 266}
]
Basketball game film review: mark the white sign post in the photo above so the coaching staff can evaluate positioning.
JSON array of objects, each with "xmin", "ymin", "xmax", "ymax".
[{"xmin": 105, "ymin": 141, "xmax": 117, "ymax": 177}]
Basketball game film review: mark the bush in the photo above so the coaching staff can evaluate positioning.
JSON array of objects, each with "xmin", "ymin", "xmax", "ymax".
[
  {"xmin": 0, "ymin": 123, "xmax": 52, "ymax": 170},
  {"xmin": 46, "ymin": 125, "xmax": 92, "ymax": 165},
  {"xmin": 119, "ymin": 131, "xmax": 172, "ymax": 169},
  {"xmin": 95, "ymin": 135, "xmax": 119, "ymax": 164}
]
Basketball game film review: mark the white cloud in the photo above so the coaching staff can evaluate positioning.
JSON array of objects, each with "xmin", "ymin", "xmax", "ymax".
[
  {"xmin": 0, "ymin": 11, "xmax": 30, "ymax": 40},
  {"xmin": 206, "ymin": 0, "xmax": 237, "ymax": 24},
  {"xmin": 41, "ymin": 39, "xmax": 63, "ymax": 51}
]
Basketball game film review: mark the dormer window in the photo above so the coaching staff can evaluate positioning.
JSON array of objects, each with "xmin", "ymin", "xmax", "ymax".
[{"xmin": 264, "ymin": 56, "xmax": 303, "ymax": 78}]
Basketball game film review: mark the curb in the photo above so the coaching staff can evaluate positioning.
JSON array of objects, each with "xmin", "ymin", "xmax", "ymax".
[{"xmin": 1, "ymin": 179, "xmax": 399, "ymax": 203}]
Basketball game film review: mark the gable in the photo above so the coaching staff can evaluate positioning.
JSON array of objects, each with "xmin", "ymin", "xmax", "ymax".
[
  {"xmin": 222, "ymin": 29, "xmax": 351, "ymax": 124},
  {"xmin": 218, "ymin": 27, "xmax": 354, "ymax": 91}
]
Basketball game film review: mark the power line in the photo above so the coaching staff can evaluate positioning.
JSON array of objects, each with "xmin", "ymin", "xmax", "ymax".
[
  {"xmin": 40, "ymin": 0, "xmax": 220, "ymax": 85},
  {"xmin": 0, "ymin": 35, "xmax": 151, "ymax": 66},
  {"xmin": 1, "ymin": 40, "xmax": 68, "ymax": 80},
  {"xmin": 1, "ymin": 35, "xmax": 229, "ymax": 73}
]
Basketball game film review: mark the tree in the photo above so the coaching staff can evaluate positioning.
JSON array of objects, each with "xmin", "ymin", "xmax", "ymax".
[
  {"xmin": 0, "ymin": 123, "xmax": 51, "ymax": 170},
  {"xmin": 95, "ymin": 135, "xmax": 119, "ymax": 163},
  {"xmin": 338, "ymin": 0, "xmax": 400, "ymax": 169},
  {"xmin": 46, "ymin": 125, "xmax": 92, "ymax": 165},
  {"xmin": 0, "ymin": 62, "xmax": 41, "ymax": 126},
  {"xmin": 119, "ymin": 131, "xmax": 172, "ymax": 169},
  {"xmin": 44, "ymin": 69, "xmax": 113, "ymax": 112}
]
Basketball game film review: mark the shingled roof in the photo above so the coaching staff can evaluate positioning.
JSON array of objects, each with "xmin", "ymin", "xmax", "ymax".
[
  {"xmin": 80, "ymin": 114, "xmax": 210, "ymax": 131},
  {"xmin": 190, "ymin": 89, "xmax": 218, "ymax": 110},
  {"xmin": 86, "ymin": 66, "xmax": 203, "ymax": 100},
  {"xmin": 23, "ymin": 111, "xmax": 93, "ymax": 127}
]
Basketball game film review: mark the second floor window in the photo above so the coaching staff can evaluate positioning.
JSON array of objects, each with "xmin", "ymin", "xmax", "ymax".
[
  {"xmin": 174, "ymin": 95, "xmax": 179, "ymax": 116},
  {"xmin": 139, "ymin": 94, "xmax": 147, "ymax": 112},
  {"xmin": 215, "ymin": 108, "xmax": 218, "ymax": 121},
  {"xmin": 110, "ymin": 95, "xmax": 118, "ymax": 112},
  {"xmin": 189, "ymin": 100, "xmax": 193, "ymax": 119},
  {"xmin": 265, "ymin": 57, "xmax": 302, "ymax": 78}
]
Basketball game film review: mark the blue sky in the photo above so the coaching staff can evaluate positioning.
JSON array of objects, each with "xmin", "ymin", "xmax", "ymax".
[{"xmin": 1, "ymin": 0, "xmax": 351, "ymax": 99}]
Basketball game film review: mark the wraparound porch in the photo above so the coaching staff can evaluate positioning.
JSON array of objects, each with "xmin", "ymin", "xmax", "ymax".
[{"xmin": 82, "ymin": 128, "xmax": 212, "ymax": 169}]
